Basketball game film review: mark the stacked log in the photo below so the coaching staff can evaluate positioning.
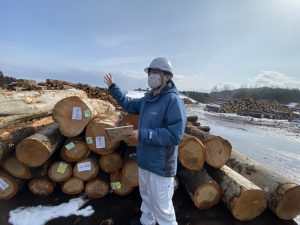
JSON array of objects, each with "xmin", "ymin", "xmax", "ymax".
[
  {"xmin": 205, "ymin": 99, "xmax": 292, "ymax": 120},
  {"xmin": 227, "ymin": 150, "xmax": 300, "ymax": 220},
  {"xmin": 7, "ymin": 79, "xmax": 43, "ymax": 91}
]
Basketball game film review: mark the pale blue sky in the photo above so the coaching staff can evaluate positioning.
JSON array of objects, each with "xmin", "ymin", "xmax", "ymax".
[{"xmin": 1, "ymin": 0, "xmax": 300, "ymax": 91}]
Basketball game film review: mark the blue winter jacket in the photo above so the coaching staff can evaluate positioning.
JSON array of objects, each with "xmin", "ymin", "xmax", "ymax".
[{"xmin": 109, "ymin": 81, "xmax": 186, "ymax": 177}]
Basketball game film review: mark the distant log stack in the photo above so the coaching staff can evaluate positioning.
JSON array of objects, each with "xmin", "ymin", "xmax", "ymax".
[
  {"xmin": 207, "ymin": 165, "xmax": 267, "ymax": 221},
  {"xmin": 185, "ymin": 122, "xmax": 232, "ymax": 168},
  {"xmin": 227, "ymin": 150, "xmax": 300, "ymax": 220},
  {"xmin": 205, "ymin": 99, "xmax": 292, "ymax": 120},
  {"xmin": 178, "ymin": 167, "xmax": 221, "ymax": 209},
  {"xmin": 16, "ymin": 123, "xmax": 64, "ymax": 167},
  {"xmin": 52, "ymin": 96, "xmax": 115, "ymax": 137},
  {"xmin": 7, "ymin": 79, "xmax": 42, "ymax": 91},
  {"xmin": 179, "ymin": 134, "xmax": 206, "ymax": 171}
]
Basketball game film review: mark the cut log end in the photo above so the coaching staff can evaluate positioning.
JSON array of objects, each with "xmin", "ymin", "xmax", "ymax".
[
  {"xmin": 0, "ymin": 172, "xmax": 19, "ymax": 200},
  {"xmin": 85, "ymin": 178, "xmax": 110, "ymax": 199},
  {"xmin": 276, "ymin": 184, "xmax": 300, "ymax": 220},
  {"xmin": 62, "ymin": 177, "xmax": 84, "ymax": 195},
  {"xmin": 73, "ymin": 159, "xmax": 99, "ymax": 182},
  {"xmin": 122, "ymin": 161, "xmax": 139, "ymax": 187},
  {"xmin": 110, "ymin": 171, "xmax": 134, "ymax": 196},
  {"xmin": 231, "ymin": 189, "xmax": 267, "ymax": 221},
  {"xmin": 193, "ymin": 182, "xmax": 221, "ymax": 209},
  {"xmin": 48, "ymin": 162, "xmax": 72, "ymax": 182},
  {"xmin": 16, "ymin": 139, "xmax": 50, "ymax": 167},
  {"xmin": 99, "ymin": 153, "xmax": 123, "ymax": 173},
  {"xmin": 3, "ymin": 155, "xmax": 31, "ymax": 179},
  {"xmin": 28, "ymin": 178, "xmax": 55, "ymax": 196}
]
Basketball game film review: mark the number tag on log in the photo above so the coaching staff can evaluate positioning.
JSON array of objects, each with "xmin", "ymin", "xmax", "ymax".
[
  {"xmin": 72, "ymin": 107, "xmax": 82, "ymax": 120},
  {"xmin": 0, "ymin": 178, "xmax": 9, "ymax": 191},
  {"xmin": 86, "ymin": 137, "xmax": 93, "ymax": 144},
  {"xmin": 77, "ymin": 162, "xmax": 92, "ymax": 172},
  {"xmin": 84, "ymin": 109, "xmax": 91, "ymax": 118},
  {"xmin": 65, "ymin": 142, "xmax": 75, "ymax": 150},
  {"xmin": 95, "ymin": 136, "xmax": 105, "ymax": 148},
  {"xmin": 57, "ymin": 162, "xmax": 68, "ymax": 174},
  {"xmin": 111, "ymin": 182, "xmax": 122, "ymax": 190}
]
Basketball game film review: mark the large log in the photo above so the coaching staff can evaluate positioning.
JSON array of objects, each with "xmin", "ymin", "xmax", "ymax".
[
  {"xmin": 121, "ymin": 148, "xmax": 139, "ymax": 187},
  {"xmin": 99, "ymin": 152, "xmax": 123, "ymax": 173},
  {"xmin": 85, "ymin": 174, "xmax": 110, "ymax": 199},
  {"xmin": 179, "ymin": 134, "xmax": 206, "ymax": 171},
  {"xmin": 0, "ymin": 116, "xmax": 54, "ymax": 151},
  {"xmin": 185, "ymin": 122, "xmax": 232, "ymax": 168},
  {"xmin": 16, "ymin": 123, "xmax": 64, "ymax": 167},
  {"xmin": 0, "ymin": 114, "xmax": 51, "ymax": 129},
  {"xmin": 207, "ymin": 165, "xmax": 267, "ymax": 221},
  {"xmin": 0, "ymin": 89, "xmax": 87, "ymax": 116},
  {"xmin": 61, "ymin": 177, "xmax": 84, "ymax": 195},
  {"xmin": 85, "ymin": 115, "xmax": 122, "ymax": 155},
  {"xmin": 73, "ymin": 158, "xmax": 99, "ymax": 182},
  {"xmin": 0, "ymin": 171, "xmax": 23, "ymax": 200},
  {"xmin": 28, "ymin": 178, "xmax": 55, "ymax": 196},
  {"xmin": 52, "ymin": 96, "xmax": 115, "ymax": 137},
  {"xmin": 48, "ymin": 161, "xmax": 73, "ymax": 182},
  {"xmin": 178, "ymin": 167, "xmax": 221, "ymax": 209},
  {"xmin": 227, "ymin": 150, "xmax": 300, "ymax": 220},
  {"xmin": 0, "ymin": 141, "xmax": 8, "ymax": 164},
  {"xmin": 60, "ymin": 138, "xmax": 90, "ymax": 162},
  {"xmin": 110, "ymin": 170, "xmax": 134, "ymax": 196}
]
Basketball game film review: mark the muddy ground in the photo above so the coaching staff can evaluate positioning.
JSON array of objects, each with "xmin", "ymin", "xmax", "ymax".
[{"xmin": 0, "ymin": 185, "xmax": 297, "ymax": 225}]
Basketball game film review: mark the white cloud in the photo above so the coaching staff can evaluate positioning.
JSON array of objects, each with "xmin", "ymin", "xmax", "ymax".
[{"xmin": 248, "ymin": 71, "xmax": 300, "ymax": 89}]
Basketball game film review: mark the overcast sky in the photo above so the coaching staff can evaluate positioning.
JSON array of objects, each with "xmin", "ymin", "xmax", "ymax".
[{"xmin": 1, "ymin": 0, "xmax": 300, "ymax": 92}]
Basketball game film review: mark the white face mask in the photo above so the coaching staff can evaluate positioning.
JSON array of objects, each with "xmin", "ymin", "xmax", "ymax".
[{"xmin": 148, "ymin": 74, "xmax": 162, "ymax": 89}]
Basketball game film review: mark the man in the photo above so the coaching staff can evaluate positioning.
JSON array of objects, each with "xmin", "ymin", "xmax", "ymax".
[{"xmin": 104, "ymin": 57, "xmax": 186, "ymax": 225}]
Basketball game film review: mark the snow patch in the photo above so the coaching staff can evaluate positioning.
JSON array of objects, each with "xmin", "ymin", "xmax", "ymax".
[{"xmin": 8, "ymin": 196, "xmax": 94, "ymax": 225}]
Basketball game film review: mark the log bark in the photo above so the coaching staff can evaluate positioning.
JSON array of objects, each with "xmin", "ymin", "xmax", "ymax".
[
  {"xmin": 99, "ymin": 152, "xmax": 123, "ymax": 173},
  {"xmin": 185, "ymin": 122, "xmax": 232, "ymax": 168},
  {"xmin": 16, "ymin": 123, "xmax": 64, "ymax": 167},
  {"xmin": 28, "ymin": 178, "xmax": 55, "ymax": 196},
  {"xmin": 73, "ymin": 158, "xmax": 99, "ymax": 182},
  {"xmin": 0, "ymin": 116, "xmax": 54, "ymax": 150},
  {"xmin": 52, "ymin": 96, "xmax": 115, "ymax": 137},
  {"xmin": 227, "ymin": 150, "xmax": 300, "ymax": 220},
  {"xmin": 85, "ymin": 174, "xmax": 110, "ymax": 199},
  {"xmin": 0, "ymin": 113, "xmax": 51, "ymax": 129},
  {"xmin": 207, "ymin": 165, "xmax": 267, "ymax": 221},
  {"xmin": 110, "ymin": 170, "xmax": 134, "ymax": 196},
  {"xmin": 0, "ymin": 141, "xmax": 8, "ymax": 163},
  {"xmin": 85, "ymin": 115, "xmax": 122, "ymax": 155},
  {"xmin": 121, "ymin": 148, "xmax": 139, "ymax": 187},
  {"xmin": 0, "ymin": 89, "xmax": 87, "ymax": 116},
  {"xmin": 61, "ymin": 177, "xmax": 84, "ymax": 195},
  {"xmin": 179, "ymin": 134, "xmax": 206, "ymax": 171},
  {"xmin": 0, "ymin": 171, "xmax": 23, "ymax": 200},
  {"xmin": 60, "ymin": 138, "xmax": 90, "ymax": 162},
  {"xmin": 48, "ymin": 161, "xmax": 73, "ymax": 182},
  {"xmin": 178, "ymin": 167, "xmax": 221, "ymax": 209}
]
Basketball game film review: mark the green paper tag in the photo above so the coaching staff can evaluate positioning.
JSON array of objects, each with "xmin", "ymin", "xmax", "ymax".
[
  {"xmin": 57, "ymin": 162, "xmax": 68, "ymax": 174},
  {"xmin": 84, "ymin": 109, "xmax": 92, "ymax": 118},
  {"xmin": 86, "ymin": 137, "xmax": 93, "ymax": 144},
  {"xmin": 65, "ymin": 142, "xmax": 75, "ymax": 150}
]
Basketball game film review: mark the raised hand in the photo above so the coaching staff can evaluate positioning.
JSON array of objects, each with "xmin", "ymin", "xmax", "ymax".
[{"xmin": 104, "ymin": 73, "xmax": 114, "ymax": 88}]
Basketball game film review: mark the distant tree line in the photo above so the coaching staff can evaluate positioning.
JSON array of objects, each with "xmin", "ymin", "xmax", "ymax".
[
  {"xmin": 0, "ymin": 71, "xmax": 17, "ymax": 88},
  {"xmin": 180, "ymin": 91, "xmax": 211, "ymax": 103}
]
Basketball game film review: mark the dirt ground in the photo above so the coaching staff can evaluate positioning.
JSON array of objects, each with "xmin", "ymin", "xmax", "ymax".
[{"xmin": 0, "ymin": 185, "xmax": 298, "ymax": 225}]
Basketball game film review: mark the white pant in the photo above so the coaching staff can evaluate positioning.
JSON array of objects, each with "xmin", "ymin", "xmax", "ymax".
[{"xmin": 138, "ymin": 167, "xmax": 177, "ymax": 225}]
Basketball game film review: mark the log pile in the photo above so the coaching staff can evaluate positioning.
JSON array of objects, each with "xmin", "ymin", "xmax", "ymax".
[
  {"xmin": 0, "ymin": 85, "xmax": 299, "ymax": 222},
  {"xmin": 205, "ymin": 99, "xmax": 293, "ymax": 120}
]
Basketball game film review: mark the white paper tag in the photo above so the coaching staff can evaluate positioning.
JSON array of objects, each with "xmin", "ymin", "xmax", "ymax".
[
  {"xmin": 65, "ymin": 142, "xmax": 75, "ymax": 150},
  {"xmin": 86, "ymin": 137, "xmax": 93, "ymax": 144},
  {"xmin": 110, "ymin": 182, "xmax": 122, "ymax": 190},
  {"xmin": 0, "ymin": 178, "xmax": 9, "ymax": 191},
  {"xmin": 84, "ymin": 109, "xmax": 92, "ymax": 118},
  {"xmin": 72, "ymin": 107, "xmax": 82, "ymax": 120},
  {"xmin": 95, "ymin": 136, "xmax": 105, "ymax": 148},
  {"xmin": 77, "ymin": 162, "xmax": 92, "ymax": 172}
]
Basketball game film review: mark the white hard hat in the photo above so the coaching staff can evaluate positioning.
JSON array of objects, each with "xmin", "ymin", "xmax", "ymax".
[{"xmin": 144, "ymin": 57, "xmax": 173, "ymax": 76}]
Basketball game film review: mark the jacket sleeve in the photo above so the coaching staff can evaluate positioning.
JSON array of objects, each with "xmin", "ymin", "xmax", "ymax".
[
  {"xmin": 108, "ymin": 83, "xmax": 143, "ymax": 114},
  {"xmin": 139, "ymin": 95, "xmax": 186, "ymax": 146}
]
